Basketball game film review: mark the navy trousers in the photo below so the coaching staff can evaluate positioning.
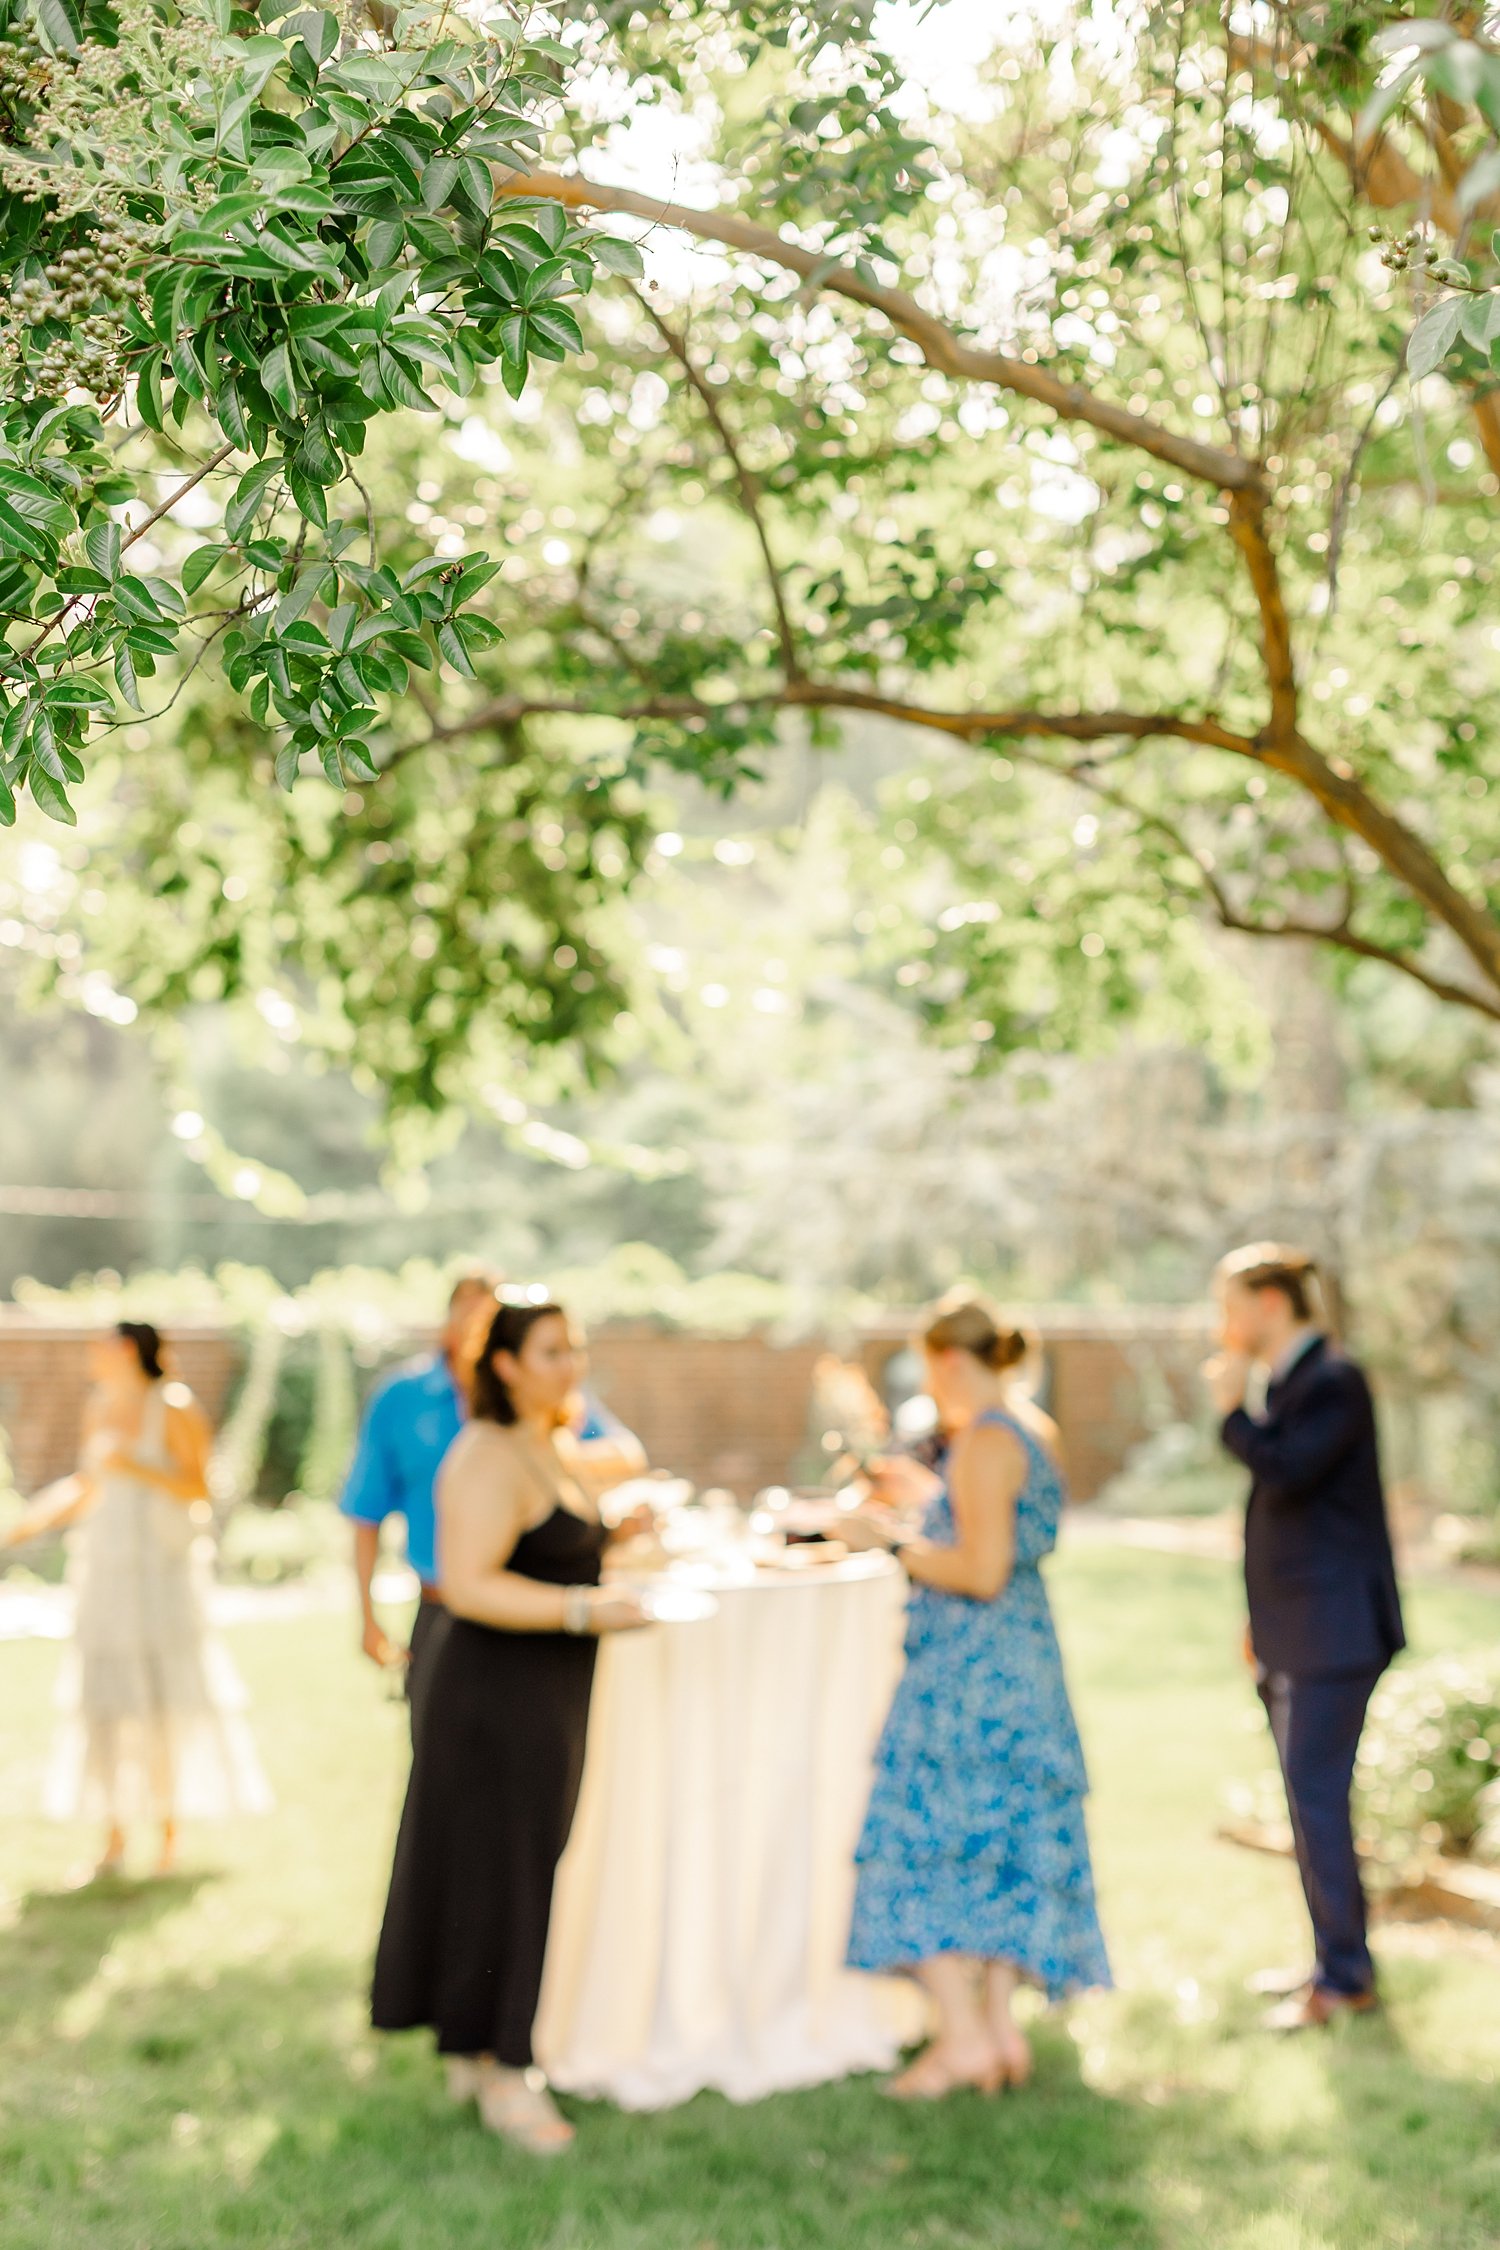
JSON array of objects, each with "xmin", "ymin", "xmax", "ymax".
[{"xmin": 1258, "ymin": 1667, "xmax": 1384, "ymax": 1998}]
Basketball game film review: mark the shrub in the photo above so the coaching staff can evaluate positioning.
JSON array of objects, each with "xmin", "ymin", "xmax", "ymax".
[{"xmin": 1355, "ymin": 1653, "xmax": 1500, "ymax": 1877}]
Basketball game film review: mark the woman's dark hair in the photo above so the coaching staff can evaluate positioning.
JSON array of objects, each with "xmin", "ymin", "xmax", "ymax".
[
  {"xmin": 921, "ymin": 1293, "xmax": 1031, "ymax": 1374},
  {"xmin": 471, "ymin": 1300, "xmax": 568, "ymax": 1425},
  {"xmin": 1217, "ymin": 1242, "xmax": 1323, "ymax": 1325},
  {"xmin": 117, "ymin": 1320, "xmax": 165, "ymax": 1380}
]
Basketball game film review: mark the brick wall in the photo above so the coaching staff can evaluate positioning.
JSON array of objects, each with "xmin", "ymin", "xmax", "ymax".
[
  {"xmin": 0, "ymin": 1305, "xmax": 1213, "ymax": 1502},
  {"xmin": 855, "ymin": 1307, "xmax": 1214, "ymax": 1501},
  {"xmin": 0, "ymin": 1318, "xmax": 241, "ymax": 1495}
]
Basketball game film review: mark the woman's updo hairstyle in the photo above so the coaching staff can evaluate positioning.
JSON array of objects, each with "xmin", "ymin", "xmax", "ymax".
[
  {"xmin": 117, "ymin": 1321, "xmax": 165, "ymax": 1380},
  {"xmin": 471, "ymin": 1299, "xmax": 567, "ymax": 1426},
  {"xmin": 921, "ymin": 1293, "xmax": 1030, "ymax": 1374}
]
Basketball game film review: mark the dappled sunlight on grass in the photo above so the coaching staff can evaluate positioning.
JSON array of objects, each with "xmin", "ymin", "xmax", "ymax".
[{"xmin": 2, "ymin": 1547, "xmax": 1498, "ymax": 2248}]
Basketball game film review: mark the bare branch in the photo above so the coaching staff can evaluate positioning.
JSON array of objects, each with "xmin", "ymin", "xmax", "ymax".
[
  {"xmin": 636, "ymin": 293, "xmax": 802, "ymax": 680},
  {"xmin": 421, "ymin": 681, "xmax": 1257, "ymax": 757},
  {"xmin": 1213, "ymin": 909, "xmax": 1500, "ymax": 1023},
  {"xmin": 500, "ymin": 172, "xmax": 1264, "ymax": 495},
  {"xmin": 1063, "ymin": 760, "xmax": 1500, "ymax": 1024}
]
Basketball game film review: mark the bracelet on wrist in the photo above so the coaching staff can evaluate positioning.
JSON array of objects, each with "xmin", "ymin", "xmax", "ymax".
[{"xmin": 561, "ymin": 1585, "xmax": 593, "ymax": 1636}]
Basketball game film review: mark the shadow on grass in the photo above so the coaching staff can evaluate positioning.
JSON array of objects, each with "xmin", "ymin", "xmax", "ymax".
[
  {"xmin": 3, "ymin": 1924, "xmax": 1500, "ymax": 2250},
  {"xmin": 3, "ymin": 1869, "xmax": 217, "ymax": 2028}
]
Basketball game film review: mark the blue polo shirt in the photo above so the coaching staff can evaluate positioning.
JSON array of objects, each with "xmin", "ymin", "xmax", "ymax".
[
  {"xmin": 339, "ymin": 1354, "xmax": 462, "ymax": 1588},
  {"xmin": 339, "ymin": 1355, "xmax": 622, "ymax": 1588}
]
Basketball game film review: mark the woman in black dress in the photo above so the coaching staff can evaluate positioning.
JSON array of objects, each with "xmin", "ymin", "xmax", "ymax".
[{"xmin": 371, "ymin": 1298, "xmax": 647, "ymax": 2153}]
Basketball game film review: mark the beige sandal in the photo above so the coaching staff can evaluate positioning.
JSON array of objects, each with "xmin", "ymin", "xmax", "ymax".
[
  {"xmin": 476, "ymin": 2065, "xmax": 575, "ymax": 2155},
  {"xmin": 884, "ymin": 2043, "xmax": 1005, "ymax": 2100}
]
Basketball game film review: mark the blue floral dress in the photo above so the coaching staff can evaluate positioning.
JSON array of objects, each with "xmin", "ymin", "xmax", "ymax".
[{"xmin": 847, "ymin": 1409, "xmax": 1111, "ymax": 1998}]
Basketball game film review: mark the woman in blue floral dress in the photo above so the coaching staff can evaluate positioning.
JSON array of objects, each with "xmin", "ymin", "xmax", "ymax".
[{"xmin": 844, "ymin": 1296, "xmax": 1110, "ymax": 2097}]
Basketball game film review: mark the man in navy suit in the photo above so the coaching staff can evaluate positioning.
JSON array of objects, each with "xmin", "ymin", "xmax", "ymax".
[{"xmin": 1206, "ymin": 1244, "xmax": 1404, "ymax": 2029}]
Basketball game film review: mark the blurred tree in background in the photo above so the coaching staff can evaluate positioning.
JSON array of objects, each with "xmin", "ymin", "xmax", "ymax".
[{"xmin": 4, "ymin": 0, "xmax": 1500, "ymax": 1113}]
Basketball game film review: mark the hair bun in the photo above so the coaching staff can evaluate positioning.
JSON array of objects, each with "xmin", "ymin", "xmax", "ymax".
[{"xmin": 922, "ymin": 1294, "xmax": 1031, "ymax": 1374}]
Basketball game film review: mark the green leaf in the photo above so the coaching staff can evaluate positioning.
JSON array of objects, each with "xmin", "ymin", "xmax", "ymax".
[
  {"xmin": 136, "ymin": 354, "xmax": 165, "ymax": 433},
  {"xmin": 183, "ymin": 544, "xmax": 229, "ymax": 596},
  {"xmin": 276, "ymin": 564, "xmax": 330, "ymax": 633},
  {"xmin": 437, "ymin": 619, "xmax": 476, "ymax": 677},
  {"xmin": 375, "ymin": 348, "xmax": 435, "ymax": 413},
  {"xmin": 114, "ymin": 642, "xmax": 141, "ymax": 710},
  {"xmin": 85, "ymin": 522, "xmax": 122, "ymax": 581},
  {"xmin": 1408, "ymin": 296, "xmax": 1467, "ymax": 381},
  {"xmin": 589, "ymin": 234, "xmax": 645, "ymax": 279},
  {"xmin": 262, "ymin": 344, "xmax": 298, "ymax": 420},
  {"xmin": 457, "ymin": 155, "xmax": 494, "ymax": 217},
  {"xmin": 226, "ymin": 460, "xmax": 284, "ymax": 544},
  {"xmin": 421, "ymin": 155, "xmax": 460, "ymax": 211},
  {"xmin": 217, "ymin": 379, "xmax": 250, "ymax": 452},
  {"xmin": 365, "ymin": 219, "xmax": 406, "ymax": 270},
  {"xmin": 525, "ymin": 303, "xmax": 584, "ymax": 358},
  {"xmin": 0, "ymin": 500, "xmax": 49, "ymax": 565},
  {"xmin": 274, "ymin": 741, "xmax": 303, "ymax": 790},
  {"xmin": 29, "ymin": 706, "xmax": 64, "ymax": 781},
  {"xmin": 44, "ymin": 678, "xmax": 113, "ymax": 710},
  {"xmin": 26, "ymin": 761, "xmax": 77, "ymax": 825},
  {"xmin": 1460, "ymin": 293, "xmax": 1500, "ymax": 350},
  {"xmin": 339, "ymin": 740, "xmax": 380, "ymax": 783},
  {"xmin": 34, "ymin": 0, "xmax": 82, "ymax": 54},
  {"xmin": 0, "ymin": 469, "xmax": 73, "ymax": 543},
  {"xmin": 0, "ymin": 767, "xmax": 14, "ymax": 826},
  {"xmin": 287, "ymin": 465, "xmax": 330, "ymax": 530}
]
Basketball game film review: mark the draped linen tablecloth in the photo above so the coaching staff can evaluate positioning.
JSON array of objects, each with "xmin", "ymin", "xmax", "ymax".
[{"xmin": 534, "ymin": 1550, "xmax": 924, "ymax": 2110}]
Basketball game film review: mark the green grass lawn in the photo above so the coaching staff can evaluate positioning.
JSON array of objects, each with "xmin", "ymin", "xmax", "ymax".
[{"xmin": 3, "ymin": 1544, "xmax": 1499, "ymax": 2250}]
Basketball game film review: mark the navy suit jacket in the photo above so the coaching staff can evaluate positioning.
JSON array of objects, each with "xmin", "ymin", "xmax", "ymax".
[{"xmin": 1221, "ymin": 1337, "xmax": 1405, "ymax": 1680}]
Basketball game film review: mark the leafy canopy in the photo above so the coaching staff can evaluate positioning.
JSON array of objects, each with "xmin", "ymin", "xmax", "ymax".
[{"xmin": 0, "ymin": 0, "xmax": 641, "ymax": 823}]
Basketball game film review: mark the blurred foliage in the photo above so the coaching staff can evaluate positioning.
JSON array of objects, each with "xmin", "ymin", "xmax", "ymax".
[
  {"xmin": 1356, "ymin": 1651, "xmax": 1500, "ymax": 1877},
  {"xmin": 1, "ymin": 3, "xmax": 1500, "ymax": 1115}
]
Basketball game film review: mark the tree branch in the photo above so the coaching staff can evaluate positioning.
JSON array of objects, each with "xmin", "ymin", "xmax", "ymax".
[
  {"xmin": 420, "ymin": 681, "xmax": 1256, "ymax": 757},
  {"xmin": 499, "ymin": 171, "xmax": 1264, "ymax": 496},
  {"xmin": 20, "ymin": 441, "xmax": 237, "ymax": 662},
  {"xmin": 1213, "ymin": 907, "xmax": 1500, "ymax": 1022},
  {"xmin": 1228, "ymin": 490, "xmax": 1299, "ymax": 736},
  {"xmin": 1061, "ymin": 760, "xmax": 1500, "ymax": 1023},
  {"xmin": 635, "ymin": 293, "xmax": 802, "ymax": 680}
]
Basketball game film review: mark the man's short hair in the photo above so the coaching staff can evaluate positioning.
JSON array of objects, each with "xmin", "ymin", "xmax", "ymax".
[
  {"xmin": 447, "ymin": 1267, "xmax": 504, "ymax": 1314},
  {"xmin": 1217, "ymin": 1242, "xmax": 1322, "ymax": 1324}
]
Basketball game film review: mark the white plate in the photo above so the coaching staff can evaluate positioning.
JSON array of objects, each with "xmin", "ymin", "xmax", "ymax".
[{"xmin": 638, "ymin": 1582, "xmax": 720, "ymax": 1625}]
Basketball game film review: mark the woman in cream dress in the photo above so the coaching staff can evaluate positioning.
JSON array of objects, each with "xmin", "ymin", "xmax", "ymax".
[{"xmin": 4, "ymin": 1322, "xmax": 270, "ymax": 1876}]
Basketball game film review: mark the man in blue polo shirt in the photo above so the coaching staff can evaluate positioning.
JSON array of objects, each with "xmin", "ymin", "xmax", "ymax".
[
  {"xmin": 342, "ymin": 1270, "xmax": 500, "ymax": 1737},
  {"xmin": 343, "ymin": 1271, "xmax": 648, "ymax": 1739}
]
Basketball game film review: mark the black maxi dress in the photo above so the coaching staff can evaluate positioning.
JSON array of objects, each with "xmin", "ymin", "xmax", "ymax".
[{"xmin": 371, "ymin": 1505, "xmax": 606, "ymax": 2066}]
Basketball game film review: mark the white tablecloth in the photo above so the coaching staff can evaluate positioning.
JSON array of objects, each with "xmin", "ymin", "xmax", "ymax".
[{"xmin": 534, "ymin": 1551, "xmax": 924, "ymax": 2109}]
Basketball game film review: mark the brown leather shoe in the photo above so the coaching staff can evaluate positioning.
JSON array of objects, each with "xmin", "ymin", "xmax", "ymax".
[{"xmin": 1261, "ymin": 1985, "xmax": 1380, "ymax": 2033}]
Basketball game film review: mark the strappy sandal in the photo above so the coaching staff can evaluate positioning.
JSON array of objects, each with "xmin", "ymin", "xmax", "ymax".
[
  {"xmin": 476, "ymin": 2065, "xmax": 575, "ymax": 2154},
  {"xmin": 883, "ymin": 2043, "xmax": 1005, "ymax": 2100}
]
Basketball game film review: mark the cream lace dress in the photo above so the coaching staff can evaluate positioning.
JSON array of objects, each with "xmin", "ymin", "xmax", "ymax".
[{"xmin": 46, "ymin": 1383, "xmax": 272, "ymax": 1824}]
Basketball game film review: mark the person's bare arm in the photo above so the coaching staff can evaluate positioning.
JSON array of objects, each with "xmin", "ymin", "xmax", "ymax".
[
  {"xmin": 108, "ymin": 1397, "xmax": 211, "ymax": 1506},
  {"xmin": 1, "ymin": 1474, "xmax": 94, "ymax": 1549},
  {"xmin": 352, "ymin": 1520, "xmax": 401, "ymax": 1667},
  {"xmin": 438, "ymin": 1431, "xmax": 644, "ymax": 1634},
  {"xmin": 897, "ymin": 1422, "xmax": 1023, "ymax": 1600},
  {"xmin": 558, "ymin": 1422, "xmax": 648, "ymax": 1501}
]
